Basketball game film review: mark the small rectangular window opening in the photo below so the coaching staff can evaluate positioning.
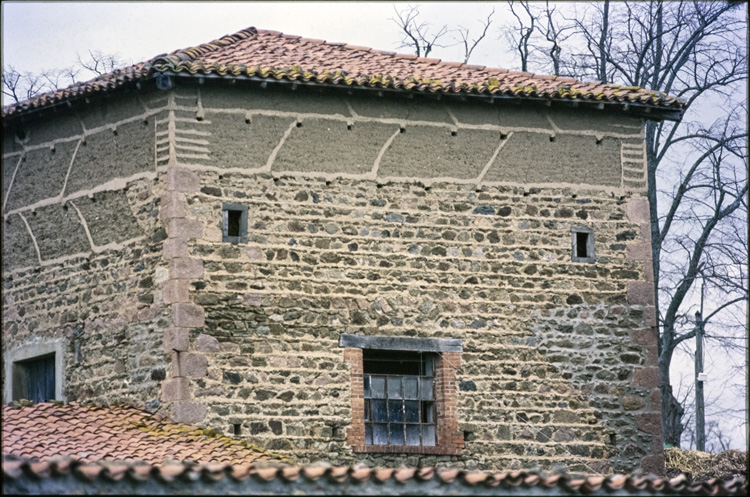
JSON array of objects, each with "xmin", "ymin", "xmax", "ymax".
[
  {"xmin": 572, "ymin": 226, "xmax": 595, "ymax": 263},
  {"xmin": 576, "ymin": 232, "xmax": 589, "ymax": 258},
  {"xmin": 227, "ymin": 210, "xmax": 242, "ymax": 237},
  {"xmin": 233, "ymin": 423, "xmax": 242, "ymax": 436},
  {"xmin": 13, "ymin": 354, "xmax": 56, "ymax": 403},
  {"xmin": 222, "ymin": 203, "xmax": 248, "ymax": 244}
]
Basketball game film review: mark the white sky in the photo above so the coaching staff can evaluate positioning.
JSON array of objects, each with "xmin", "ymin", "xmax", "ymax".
[
  {"xmin": 2, "ymin": 1, "xmax": 747, "ymax": 452},
  {"xmin": 1, "ymin": 1, "xmax": 514, "ymax": 80}
]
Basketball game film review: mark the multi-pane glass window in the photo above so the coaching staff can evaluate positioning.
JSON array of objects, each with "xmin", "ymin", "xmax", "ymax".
[{"xmin": 363, "ymin": 350, "xmax": 436, "ymax": 447}]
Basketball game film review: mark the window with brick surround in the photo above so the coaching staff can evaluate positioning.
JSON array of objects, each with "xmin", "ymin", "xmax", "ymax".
[
  {"xmin": 341, "ymin": 334, "xmax": 464, "ymax": 455},
  {"xmin": 363, "ymin": 350, "xmax": 436, "ymax": 447}
]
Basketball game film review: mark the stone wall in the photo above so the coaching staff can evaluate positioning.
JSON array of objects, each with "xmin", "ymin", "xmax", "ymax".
[
  {"xmin": 2, "ymin": 81, "xmax": 662, "ymax": 474},
  {"xmin": 146, "ymin": 81, "xmax": 660, "ymax": 474},
  {"xmin": 2, "ymin": 89, "xmax": 171, "ymax": 409}
]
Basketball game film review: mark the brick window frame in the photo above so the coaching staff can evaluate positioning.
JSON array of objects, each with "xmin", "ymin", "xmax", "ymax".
[{"xmin": 340, "ymin": 334, "xmax": 464, "ymax": 455}]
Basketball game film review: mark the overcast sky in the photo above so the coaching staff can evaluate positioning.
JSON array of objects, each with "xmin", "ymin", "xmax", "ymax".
[{"xmin": 2, "ymin": 1, "xmax": 514, "ymax": 80}]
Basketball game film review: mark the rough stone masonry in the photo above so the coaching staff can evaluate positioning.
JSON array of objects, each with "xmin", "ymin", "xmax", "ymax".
[{"xmin": 2, "ymin": 80, "xmax": 662, "ymax": 474}]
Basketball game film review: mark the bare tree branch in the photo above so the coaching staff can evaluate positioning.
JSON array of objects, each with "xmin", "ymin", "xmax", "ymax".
[
  {"xmin": 391, "ymin": 5, "xmax": 452, "ymax": 58},
  {"xmin": 454, "ymin": 8, "xmax": 495, "ymax": 64}
]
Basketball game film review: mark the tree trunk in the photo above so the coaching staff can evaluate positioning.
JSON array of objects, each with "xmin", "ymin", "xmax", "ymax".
[{"xmin": 659, "ymin": 340, "xmax": 684, "ymax": 446}]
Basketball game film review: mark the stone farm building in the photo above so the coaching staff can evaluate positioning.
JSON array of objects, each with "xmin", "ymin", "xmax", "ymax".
[{"xmin": 2, "ymin": 27, "xmax": 684, "ymax": 475}]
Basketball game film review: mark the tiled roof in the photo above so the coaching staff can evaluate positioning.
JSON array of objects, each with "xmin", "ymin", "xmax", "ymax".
[
  {"xmin": 3, "ymin": 457, "xmax": 746, "ymax": 496},
  {"xmin": 1, "ymin": 401, "xmax": 277, "ymax": 465},
  {"xmin": 3, "ymin": 27, "xmax": 684, "ymax": 118}
]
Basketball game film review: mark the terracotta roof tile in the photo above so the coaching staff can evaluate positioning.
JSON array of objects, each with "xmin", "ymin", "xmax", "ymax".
[
  {"xmin": 2, "ymin": 402, "xmax": 278, "ymax": 465},
  {"xmin": 3, "ymin": 26, "xmax": 684, "ymax": 119},
  {"xmin": 3, "ymin": 457, "xmax": 746, "ymax": 495}
]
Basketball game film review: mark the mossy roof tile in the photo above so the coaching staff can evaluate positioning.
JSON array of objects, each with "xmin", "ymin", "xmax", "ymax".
[
  {"xmin": 3, "ymin": 27, "xmax": 684, "ymax": 118},
  {"xmin": 2, "ymin": 402, "xmax": 278, "ymax": 465}
]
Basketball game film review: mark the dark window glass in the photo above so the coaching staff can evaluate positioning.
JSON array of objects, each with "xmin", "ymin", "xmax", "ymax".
[
  {"xmin": 14, "ymin": 354, "xmax": 55, "ymax": 403},
  {"xmin": 362, "ymin": 350, "xmax": 436, "ymax": 447},
  {"xmin": 227, "ymin": 210, "xmax": 242, "ymax": 237},
  {"xmin": 222, "ymin": 204, "xmax": 248, "ymax": 243},
  {"xmin": 576, "ymin": 232, "xmax": 589, "ymax": 258}
]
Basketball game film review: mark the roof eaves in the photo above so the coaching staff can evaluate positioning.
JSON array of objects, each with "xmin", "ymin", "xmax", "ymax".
[{"xmin": 2, "ymin": 458, "xmax": 747, "ymax": 496}]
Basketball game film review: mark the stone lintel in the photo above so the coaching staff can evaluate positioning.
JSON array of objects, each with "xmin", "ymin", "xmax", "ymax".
[
  {"xmin": 196, "ymin": 333, "xmax": 221, "ymax": 353},
  {"xmin": 176, "ymin": 352, "xmax": 208, "ymax": 378},
  {"xmin": 163, "ymin": 279, "xmax": 190, "ymax": 304},
  {"xmin": 633, "ymin": 367, "xmax": 660, "ymax": 389},
  {"xmin": 636, "ymin": 412, "xmax": 662, "ymax": 435},
  {"xmin": 627, "ymin": 281, "xmax": 655, "ymax": 306},
  {"xmin": 163, "ymin": 238, "xmax": 188, "ymax": 259},
  {"xmin": 339, "ymin": 334, "xmax": 462, "ymax": 353},
  {"xmin": 170, "ymin": 258, "xmax": 204, "ymax": 280},
  {"xmin": 641, "ymin": 454, "xmax": 666, "ymax": 476},
  {"xmin": 626, "ymin": 197, "xmax": 650, "ymax": 223}
]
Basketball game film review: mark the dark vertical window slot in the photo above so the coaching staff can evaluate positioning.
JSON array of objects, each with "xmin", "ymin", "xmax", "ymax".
[
  {"xmin": 233, "ymin": 423, "xmax": 242, "ymax": 436},
  {"xmin": 227, "ymin": 210, "xmax": 241, "ymax": 237},
  {"xmin": 576, "ymin": 232, "xmax": 589, "ymax": 258}
]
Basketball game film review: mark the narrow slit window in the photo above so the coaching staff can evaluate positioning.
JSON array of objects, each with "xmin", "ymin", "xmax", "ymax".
[
  {"xmin": 227, "ymin": 210, "xmax": 242, "ymax": 237},
  {"xmin": 222, "ymin": 203, "xmax": 248, "ymax": 244},
  {"xmin": 571, "ymin": 226, "xmax": 595, "ymax": 263},
  {"xmin": 576, "ymin": 232, "xmax": 589, "ymax": 258}
]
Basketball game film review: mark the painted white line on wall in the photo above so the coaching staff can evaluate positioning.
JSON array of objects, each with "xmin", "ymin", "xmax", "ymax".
[
  {"xmin": 58, "ymin": 138, "xmax": 84, "ymax": 201},
  {"xmin": 371, "ymin": 127, "xmax": 402, "ymax": 179},
  {"xmin": 4, "ymin": 171, "xmax": 158, "ymax": 217},
  {"xmin": 475, "ymin": 132, "xmax": 513, "ymax": 188},
  {"xmin": 345, "ymin": 100, "xmax": 360, "ymax": 119},
  {"xmin": 17, "ymin": 212, "xmax": 42, "ymax": 265},
  {"xmin": 2, "ymin": 154, "xmax": 25, "ymax": 216},
  {"xmin": 445, "ymin": 107, "xmax": 460, "ymax": 127},
  {"xmin": 264, "ymin": 120, "xmax": 298, "ymax": 172},
  {"xmin": 68, "ymin": 200, "xmax": 96, "ymax": 252}
]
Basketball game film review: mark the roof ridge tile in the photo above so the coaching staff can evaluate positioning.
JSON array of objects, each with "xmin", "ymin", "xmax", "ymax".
[{"xmin": 341, "ymin": 44, "xmax": 373, "ymax": 52}]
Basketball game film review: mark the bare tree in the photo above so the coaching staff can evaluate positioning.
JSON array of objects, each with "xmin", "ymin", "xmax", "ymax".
[
  {"xmin": 2, "ymin": 66, "xmax": 48, "ymax": 103},
  {"xmin": 513, "ymin": 1, "xmax": 748, "ymax": 448},
  {"xmin": 504, "ymin": 1, "xmax": 537, "ymax": 72},
  {"xmin": 2, "ymin": 51, "xmax": 127, "ymax": 105},
  {"xmin": 454, "ymin": 8, "xmax": 495, "ymax": 64},
  {"xmin": 77, "ymin": 50, "xmax": 125, "ymax": 77},
  {"xmin": 391, "ymin": 5, "xmax": 450, "ymax": 58},
  {"xmin": 534, "ymin": 2, "xmax": 576, "ymax": 77}
]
